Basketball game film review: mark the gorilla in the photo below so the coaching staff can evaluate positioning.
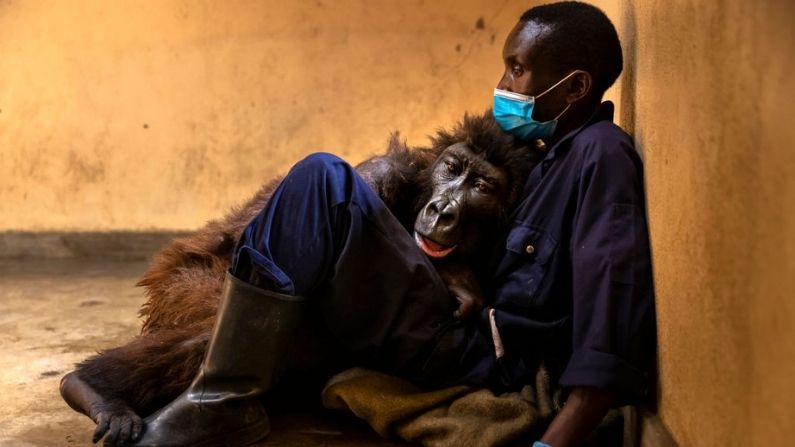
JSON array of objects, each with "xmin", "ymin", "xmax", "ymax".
[{"xmin": 60, "ymin": 111, "xmax": 539, "ymax": 445}]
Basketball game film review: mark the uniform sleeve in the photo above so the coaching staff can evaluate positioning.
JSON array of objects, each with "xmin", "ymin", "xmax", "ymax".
[{"xmin": 558, "ymin": 129, "xmax": 657, "ymax": 404}]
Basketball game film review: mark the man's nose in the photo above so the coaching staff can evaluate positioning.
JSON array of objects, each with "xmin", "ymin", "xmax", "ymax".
[{"xmin": 496, "ymin": 73, "xmax": 512, "ymax": 92}]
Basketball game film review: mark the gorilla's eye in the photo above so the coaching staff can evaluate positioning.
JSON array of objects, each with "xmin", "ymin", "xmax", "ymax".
[
  {"xmin": 474, "ymin": 179, "xmax": 493, "ymax": 194},
  {"xmin": 444, "ymin": 160, "xmax": 459, "ymax": 174}
]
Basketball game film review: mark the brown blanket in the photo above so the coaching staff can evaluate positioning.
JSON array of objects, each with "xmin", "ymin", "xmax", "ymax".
[{"xmin": 321, "ymin": 365, "xmax": 563, "ymax": 447}]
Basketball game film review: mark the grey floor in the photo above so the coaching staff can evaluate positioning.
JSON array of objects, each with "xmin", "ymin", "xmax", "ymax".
[{"xmin": 0, "ymin": 259, "xmax": 406, "ymax": 447}]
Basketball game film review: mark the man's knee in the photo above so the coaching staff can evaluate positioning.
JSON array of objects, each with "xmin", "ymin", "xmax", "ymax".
[
  {"xmin": 292, "ymin": 152, "xmax": 350, "ymax": 178},
  {"xmin": 286, "ymin": 152, "xmax": 365, "ymax": 206}
]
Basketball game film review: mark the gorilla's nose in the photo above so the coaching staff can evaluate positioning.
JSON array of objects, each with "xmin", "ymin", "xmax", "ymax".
[{"xmin": 427, "ymin": 199, "xmax": 460, "ymax": 229}]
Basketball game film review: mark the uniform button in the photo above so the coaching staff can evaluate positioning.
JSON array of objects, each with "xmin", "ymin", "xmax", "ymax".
[{"xmin": 525, "ymin": 244, "xmax": 535, "ymax": 254}]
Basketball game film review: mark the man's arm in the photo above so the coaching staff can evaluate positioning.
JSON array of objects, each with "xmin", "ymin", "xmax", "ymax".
[
  {"xmin": 539, "ymin": 387, "xmax": 615, "ymax": 447},
  {"xmin": 545, "ymin": 131, "xmax": 656, "ymax": 445}
]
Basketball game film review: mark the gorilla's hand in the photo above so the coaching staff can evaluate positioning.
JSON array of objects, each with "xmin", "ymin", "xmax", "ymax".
[
  {"xmin": 60, "ymin": 371, "xmax": 142, "ymax": 445},
  {"xmin": 90, "ymin": 398, "xmax": 143, "ymax": 445},
  {"xmin": 447, "ymin": 283, "xmax": 483, "ymax": 320},
  {"xmin": 435, "ymin": 263, "xmax": 485, "ymax": 320}
]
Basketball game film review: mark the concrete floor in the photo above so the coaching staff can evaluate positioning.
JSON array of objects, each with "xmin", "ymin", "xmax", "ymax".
[{"xmin": 0, "ymin": 259, "xmax": 406, "ymax": 447}]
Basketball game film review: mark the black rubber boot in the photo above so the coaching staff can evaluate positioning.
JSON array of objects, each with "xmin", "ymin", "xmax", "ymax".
[{"xmin": 126, "ymin": 272, "xmax": 306, "ymax": 447}]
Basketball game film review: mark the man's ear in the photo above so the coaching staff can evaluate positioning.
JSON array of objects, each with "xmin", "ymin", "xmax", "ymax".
[{"xmin": 565, "ymin": 70, "xmax": 592, "ymax": 103}]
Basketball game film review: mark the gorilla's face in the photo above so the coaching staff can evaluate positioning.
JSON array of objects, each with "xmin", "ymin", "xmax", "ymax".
[{"xmin": 413, "ymin": 143, "xmax": 509, "ymax": 260}]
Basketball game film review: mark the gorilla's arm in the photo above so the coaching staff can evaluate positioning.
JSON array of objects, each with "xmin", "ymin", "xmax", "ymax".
[{"xmin": 60, "ymin": 372, "xmax": 143, "ymax": 444}]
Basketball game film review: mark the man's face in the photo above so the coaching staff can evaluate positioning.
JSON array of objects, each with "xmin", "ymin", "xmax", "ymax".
[{"xmin": 496, "ymin": 20, "xmax": 569, "ymax": 122}]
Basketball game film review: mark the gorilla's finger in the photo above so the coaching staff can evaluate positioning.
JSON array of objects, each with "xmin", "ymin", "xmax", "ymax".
[
  {"xmin": 92, "ymin": 415, "xmax": 108, "ymax": 443},
  {"xmin": 92, "ymin": 414, "xmax": 110, "ymax": 444},
  {"xmin": 117, "ymin": 416, "xmax": 132, "ymax": 444},
  {"xmin": 131, "ymin": 414, "xmax": 143, "ymax": 441},
  {"xmin": 103, "ymin": 417, "xmax": 121, "ymax": 445}
]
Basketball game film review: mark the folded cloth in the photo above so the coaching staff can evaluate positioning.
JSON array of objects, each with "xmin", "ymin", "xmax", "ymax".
[{"xmin": 321, "ymin": 364, "xmax": 562, "ymax": 447}]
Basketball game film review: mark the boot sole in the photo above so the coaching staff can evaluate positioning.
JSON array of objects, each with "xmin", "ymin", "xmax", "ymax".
[
  {"xmin": 223, "ymin": 417, "xmax": 270, "ymax": 447},
  {"xmin": 184, "ymin": 417, "xmax": 270, "ymax": 447}
]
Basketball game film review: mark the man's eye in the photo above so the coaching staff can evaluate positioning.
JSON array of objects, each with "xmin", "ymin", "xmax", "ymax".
[{"xmin": 511, "ymin": 65, "xmax": 523, "ymax": 77}]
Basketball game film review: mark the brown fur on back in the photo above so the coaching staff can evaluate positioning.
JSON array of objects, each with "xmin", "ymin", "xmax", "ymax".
[{"xmin": 137, "ymin": 177, "xmax": 282, "ymax": 334}]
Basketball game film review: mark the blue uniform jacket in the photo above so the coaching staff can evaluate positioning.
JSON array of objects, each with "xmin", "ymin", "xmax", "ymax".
[{"xmin": 483, "ymin": 101, "xmax": 656, "ymax": 404}]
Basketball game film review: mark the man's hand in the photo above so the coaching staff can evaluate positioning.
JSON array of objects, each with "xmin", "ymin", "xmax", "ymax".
[{"xmin": 540, "ymin": 387, "xmax": 615, "ymax": 447}]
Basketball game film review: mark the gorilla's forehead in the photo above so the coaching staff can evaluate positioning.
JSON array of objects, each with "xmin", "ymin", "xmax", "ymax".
[{"xmin": 443, "ymin": 143, "xmax": 507, "ymax": 183}]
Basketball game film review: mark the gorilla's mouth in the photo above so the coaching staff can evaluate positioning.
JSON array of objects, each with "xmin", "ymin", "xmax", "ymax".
[{"xmin": 414, "ymin": 231, "xmax": 457, "ymax": 259}]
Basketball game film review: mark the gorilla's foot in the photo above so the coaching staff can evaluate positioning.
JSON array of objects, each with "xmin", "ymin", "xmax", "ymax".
[{"xmin": 59, "ymin": 371, "xmax": 143, "ymax": 445}]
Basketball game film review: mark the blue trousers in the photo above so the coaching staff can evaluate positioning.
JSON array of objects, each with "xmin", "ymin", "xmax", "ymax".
[{"xmin": 231, "ymin": 153, "xmax": 496, "ymax": 387}]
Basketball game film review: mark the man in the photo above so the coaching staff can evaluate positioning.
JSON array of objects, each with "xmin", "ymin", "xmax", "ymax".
[{"xmin": 127, "ymin": 2, "xmax": 656, "ymax": 446}]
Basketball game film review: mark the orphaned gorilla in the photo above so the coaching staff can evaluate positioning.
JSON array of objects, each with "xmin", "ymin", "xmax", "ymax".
[{"xmin": 60, "ymin": 111, "xmax": 539, "ymax": 445}]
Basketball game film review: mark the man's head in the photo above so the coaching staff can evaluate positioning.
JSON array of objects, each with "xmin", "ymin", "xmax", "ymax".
[{"xmin": 496, "ymin": 2, "xmax": 622, "ymax": 134}]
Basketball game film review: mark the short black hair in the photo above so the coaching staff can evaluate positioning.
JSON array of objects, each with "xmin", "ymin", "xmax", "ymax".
[{"xmin": 520, "ymin": 1, "xmax": 622, "ymax": 98}]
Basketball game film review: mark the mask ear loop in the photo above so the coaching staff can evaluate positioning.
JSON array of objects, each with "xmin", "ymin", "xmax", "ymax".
[
  {"xmin": 536, "ymin": 70, "xmax": 581, "ymax": 122},
  {"xmin": 553, "ymin": 102, "xmax": 572, "ymax": 121},
  {"xmin": 534, "ymin": 70, "xmax": 581, "ymax": 99}
]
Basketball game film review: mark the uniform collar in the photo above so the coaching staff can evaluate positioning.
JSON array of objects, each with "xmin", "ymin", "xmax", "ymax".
[
  {"xmin": 514, "ymin": 101, "xmax": 616, "ymax": 206},
  {"xmin": 541, "ymin": 101, "xmax": 615, "ymax": 159}
]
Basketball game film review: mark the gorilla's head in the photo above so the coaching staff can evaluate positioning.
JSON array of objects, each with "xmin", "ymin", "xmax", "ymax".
[{"xmin": 413, "ymin": 112, "xmax": 538, "ymax": 260}]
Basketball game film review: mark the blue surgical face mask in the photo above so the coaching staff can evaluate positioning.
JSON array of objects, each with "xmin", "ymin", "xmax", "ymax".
[{"xmin": 493, "ymin": 71, "xmax": 577, "ymax": 141}]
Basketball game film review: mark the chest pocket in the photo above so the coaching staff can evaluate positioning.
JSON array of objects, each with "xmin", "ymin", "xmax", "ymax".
[{"xmin": 498, "ymin": 225, "xmax": 559, "ymax": 306}]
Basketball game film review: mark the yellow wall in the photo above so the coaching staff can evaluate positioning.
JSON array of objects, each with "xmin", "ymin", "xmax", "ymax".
[
  {"xmin": 0, "ymin": 0, "xmax": 533, "ymax": 231},
  {"xmin": 601, "ymin": 0, "xmax": 795, "ymax": 445},
  {"xmin": 3, "ymin": 0, "xmax": 795, "ymax": 445}
]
